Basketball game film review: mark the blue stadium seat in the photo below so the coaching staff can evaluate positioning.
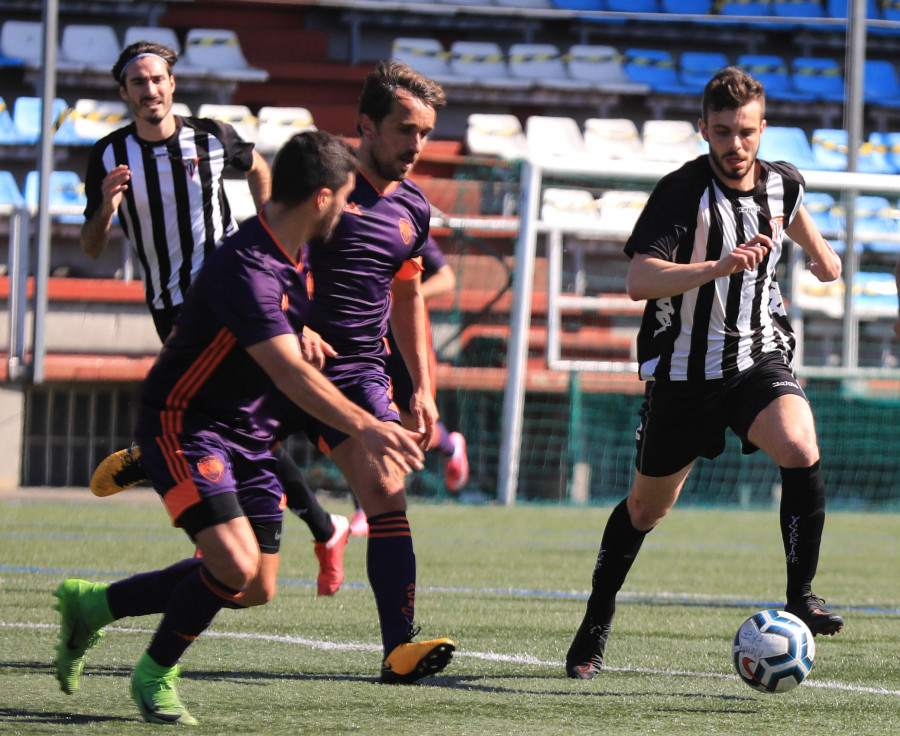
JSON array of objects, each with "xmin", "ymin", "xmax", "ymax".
[
  {"xmin": 24, "ymin": 170, "xmax": 87, "ymax": 224},
  {"xmin": 0, "ymin": 96, "xmax": 24, "ymax": 145},
  {"xmin": 758, "ymin": 126, "xmax": 822, "ymax": 170},
  {"xmin": 0, "ymin": 171, "xmax": 24, "ymax": 209},
  {"xmin": 661, "ymin": 0, "xmax": 712, "ymax": 12},
  {"xmin": 11, "ymin": 97, "xmax": 70, "ymax": 145},
  {"xmin": 679, "ymin": 51, "xmax": 729, "ymax": 91},
  {"xmin": 622, "ymin": 48, "xmax": 696, "ymax": 95},
  {"xmin": 551, "ymin": 0, "xmax": 605, "ymax": 8},
  {"xmin": 811, "ymin": 129, "xmax": 895, "ymax": 174},
  {"xmin": 863, "ymin": 60, "xmax": 900, "ymax": 108},
  {"xmin": 736, "ymin": 54, "xmax": 816, "ymax": 101},
  {"xmin": 854, "ymin": 196, "xmax": 900, "ymax": 255},
  {"xmin": 791, "ymin": 57, "xmax": 844, "ymax": 103},
  {"xmin": 825, "ymin": 0, "xmax": 880, "ymax": 20},
  {"xmin": 883, "ymin": 0, "xmax": 900, "ymax": 22},
  {"xmin": 802, "ymin": 192, "xmax": 842, "ymax": 239},
  {"xmin": 771, "ymin": 0, "xmax": 825, "ymax": 26},
  {"xmin": 859, "ymin": 133, "xmax": 897, "ymax": 174},
  {"xmin": 717, "ymin": 1, "xmax": 773, "ymax": 19},
  {"xmin": 606, "ymin": 0, "xmax": 659, "ymax": 10},
  {"xmin": 881, "ymin": 131, "xmax": 900, "ymax": 173}
]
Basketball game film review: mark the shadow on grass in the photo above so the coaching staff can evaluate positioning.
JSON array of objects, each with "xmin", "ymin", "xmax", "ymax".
[{"xmin": 0, "ymin": 706, "xmax": 131, "ymax": 727}]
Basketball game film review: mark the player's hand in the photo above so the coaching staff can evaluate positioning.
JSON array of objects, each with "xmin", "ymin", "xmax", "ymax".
[
  {"xmin": 300, "ymin": 327, "xmax": 337, "ymax": 369},
  {"xmin": 409, "ymin": 389, "xmax": 439, "ymax": 450},
  {"xmin": 719, "ymin": 234, "xmax": 772, "ymax": 276},
  {"xmin": 359, "ymin": 422, "xmax": 425, "ymax": 476},
  {"xmin": 102, "ymin": 165, "xmax": 131, "ymax": 214}
]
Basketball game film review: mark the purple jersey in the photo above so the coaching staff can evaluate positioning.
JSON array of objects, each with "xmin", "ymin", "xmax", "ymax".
[
  {"xmin": 304, "ymin": 172, "xmax": 430, "ymax": 364},
  {"xmin": 136, "ymin": 214, "xmax": 310, "ymax": 453}
]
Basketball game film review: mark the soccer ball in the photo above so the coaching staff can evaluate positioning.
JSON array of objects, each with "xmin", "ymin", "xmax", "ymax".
[{"xmin": 732, "ymin": 610, "xmax": 816, "ymax": 693}]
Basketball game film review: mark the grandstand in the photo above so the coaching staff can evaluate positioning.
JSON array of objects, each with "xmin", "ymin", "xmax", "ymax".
[{"xmin": 2, "ymin": 0, "xmax": 900, "ymax": 511}]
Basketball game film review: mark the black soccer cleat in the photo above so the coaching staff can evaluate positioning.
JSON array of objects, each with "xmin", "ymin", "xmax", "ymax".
[
  {"xmin": 565, "ymin": 618, "xmax": 611, "ymax": 680},
  {"xmin": 785, "ymin": 593, "xmax": 844, "ymax": 637}
]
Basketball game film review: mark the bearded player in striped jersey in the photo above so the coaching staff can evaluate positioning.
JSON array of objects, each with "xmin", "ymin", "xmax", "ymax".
[{"xmin": 566, "ymin": 67, "xmax": 844, "ymax": 680}]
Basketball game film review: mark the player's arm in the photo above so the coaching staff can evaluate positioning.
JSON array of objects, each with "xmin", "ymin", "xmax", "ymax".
[
  {"xmin": 247, "ymin": 333, "xmax": 424, "ymax": 474},
  {"xmin": 626, "ymin": 235, "xmax": 773, "ymax": 301},
  {"xmin": 785, "ymin": 203, "xmax": 842, "ymax": 283},
  {"xmin": 81, "ymin": 164, "xmax": 130, "ymax": 259},
  {"xmin": 419, "ymin": 263, "xmax": 456, "ymax": 302},
  {"xmin": 389, "ymin": 273, "xmax": 439, "ymax": 449},
  {"xmin": 246, "ymin": 150, "xmax": 271, "ymax": 212}
]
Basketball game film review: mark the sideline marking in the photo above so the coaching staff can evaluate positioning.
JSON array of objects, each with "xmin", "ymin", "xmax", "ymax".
[{"xmin": 6, "ymin": 621, "xmax": 900, "ymax": 698}]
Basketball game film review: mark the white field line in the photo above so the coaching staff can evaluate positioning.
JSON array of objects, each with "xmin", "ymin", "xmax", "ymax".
[{"xmin": 5, "ymin": 620, "xmax": 900, "ymax": 697}]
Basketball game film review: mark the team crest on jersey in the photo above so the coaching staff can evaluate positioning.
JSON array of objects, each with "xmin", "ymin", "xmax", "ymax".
[
  {"xmin": 183, "ymin": 157, "xmax": 199, "ymax": 177},
  {"xmin": 197, "ymin": 455, "xmax": 225, "ymax": 483},
  {"xmin": 768, "ymin": 215, "xmax": 784, "ymax": 242},
  {"xmin": 398, "ymin": 218, "xmax": 414, "ymax": 245},
  {"xmin": 344, "ymin": 202, "xmax": 363, "ymax": 215}
]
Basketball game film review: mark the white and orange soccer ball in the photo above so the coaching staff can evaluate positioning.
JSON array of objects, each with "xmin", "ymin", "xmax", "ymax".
[{"xmin": 732, "ymin": 609, "xmax": 816, "ymax": 693}]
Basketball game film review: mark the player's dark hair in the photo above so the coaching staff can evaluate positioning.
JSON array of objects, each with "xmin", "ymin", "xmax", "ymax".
[
  {"xmin": 356, "ymin": 59, "xmax": 447, "ymax": 135},
  {"xmin": 112, "ymin": 41, "xmax": 178, "ymax": 86},
  {"xmin": 270, "ymin": 130, "xmax": 359, "ymax": 205},
  {"xmin": 701, "ymin": 67, "xmax": 765, "ymax": 120}
]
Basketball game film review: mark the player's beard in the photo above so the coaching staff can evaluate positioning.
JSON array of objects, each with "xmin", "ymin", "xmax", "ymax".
[
  {"xmin": 310, "ymin": 207, "xmax": 342, "ymax": 244},
  {"xmin": 709, "ymin": 147, "xmax": 756, "ymax": 183}
]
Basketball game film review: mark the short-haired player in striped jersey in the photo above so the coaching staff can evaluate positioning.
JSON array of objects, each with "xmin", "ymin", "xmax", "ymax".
[
  {"xmin": 283, "ymin": 60, "xmax": 456, "ymax": 684},
  {"xmin": 82, "ymin": 41, "xmax": 352, "ymax": 598},
  {"xmin": 566, "ymin": 67, "xmax": 845, "ymax": 680},
  {"xmin": 53, "ymin": 130, "xmax": 426, "ymax": 725}
]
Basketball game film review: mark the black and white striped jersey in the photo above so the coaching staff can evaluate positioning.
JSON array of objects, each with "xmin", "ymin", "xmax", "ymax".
[
  {"xmin": 624, "ymin": 156, "xmax": 804, "ymax": 382},
  {"xmin": 84, "ymin": 116, "xmax": 255, "ymax": 311}
]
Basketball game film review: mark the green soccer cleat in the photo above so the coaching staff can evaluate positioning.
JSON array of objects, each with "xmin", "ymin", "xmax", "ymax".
[
  {"xmin": 131, "ymin": 652, "xmax": 198, "ymax": 726},
  {"xmin": 380, "ymin": 636, "xmax": 455, "ymax": 684},
  {"xmin": 53, "ymin": 579, "xmax": 110, "ymax": 694},
  {"xmin": 90, "ymin": 444, "xmax": 146, "ymax": 497}
]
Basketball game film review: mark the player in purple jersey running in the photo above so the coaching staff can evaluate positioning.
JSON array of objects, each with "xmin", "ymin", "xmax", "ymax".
[
  {"xmin": 83, "ymin": 41, "xmax": 351, "ymax": 597},
  {"xmin": 52, "ymin": 131, "xmax": 426, "ymax": 725},
  {"xmin": 285, "ymin": 61, "xmax": 456, "ymax": 684},
  {"xmin": 566, "ymin": 68, "xmax": 844, "ymax": 681}
]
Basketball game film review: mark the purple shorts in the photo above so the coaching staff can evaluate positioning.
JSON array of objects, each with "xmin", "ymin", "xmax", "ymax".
[
  {"xmin": 310, "ymin": 359, "xmax": 401, "ymax": 454},
  {"xmin": 139, "ymin": 432, "xmax": 285, "ymax": 552}
]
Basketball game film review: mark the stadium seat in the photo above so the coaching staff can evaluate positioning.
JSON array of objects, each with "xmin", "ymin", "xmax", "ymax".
[
  {"xmin": 660, "ymin": 0, "xmax": 712, "ymax": 12},
  {"xmin": 123, "ymin": 26, "xmax": 207, "ymax": 78},
  {"xmin": 863, "ymin": 60, "xmax": 900, "ymax": 108},
  {"xmin": 583, "ymin": 118, "xmax": 645, "ymax": 160},
  {"xmin": 391, "ymin": 38, "xmax": 473, "ymax": 86},
  {"xmin": 182, "ymin": 28, "xmax": 268, "ymax": 82},
  {"xmin": 540, "ymin": 187, "xmax": 601, "ymax": 229},
  {"xmin": 0, "ymin": 170, "xmax": 25, "ymax": 210},
  {"xmin": 622, "ymin": 49, "xmax": 696, "ymax": 96},
  {"xmin": 171, "ymin": 102, "xmax": 193, "ymax": 118},
  {"xmin": 197, "ymin": 104, "xmax": 259, "ymax": 144},
  {"xmin": 736, "ymin": 54, "xmax": 818, "ymax": 102},
  {"xmin": 508, "ymin": 44, "xmax": 592, "ymax": 90},
  {"xmin": 65, "ymin": 99, "xmax": 131, "ymax": 145},
  {"xmin": 883, "ymin": 0, "xmax": 900, "ymax": 22},
  {"xmin": 11, "ymin": 97, "xmax": 69, "ymax": 145},
  {"xmin": 880, "ymin": 131, "xmax": 900, "ymax": 173},
  {"xmin": 802, "ymin": 192, "xmax": 842, "ymax": 239},
  {"xmin": 565, "ymin": 45, "xmax": 651, "ymax": 94},
  {"xmin": 597, "ymin": 189, "xmax": 650, "ymax": 234},
  {"xmin": 771, "ymin": 0, "xmax": 826, "ymax": 24},
  {"xmin": 551, "ymin": 0, "xmax": 605, "ymax": 8},
  {"xmin": 791, "ymin": 57, "xmax": 844, "ymax": 103},
  {"xmin": 810, "ymin": 128, "xmax": 848, "ymax": 171},
  {"xmin": 0, "ymin": 20, "xmax": 46, "ymax": 70},
  {"xmin": 859, "ymin": 133, "xmax": 897, "ymax": 175},
  {"xmin": 222, "ymin": 177, "xmax": 257, "ymax": 223},
  {"xmin": 494, "ymin": 0, "xmax": 555, "ymax": 7},
  {"xmin": 717, "ymin": 1, "xmax": 772, "ymax": 18},
  {"xmin": 256, "ymin": 106, "xmax": 316, "ymax": 155},
  {"xmin": 758, "ymin": 126, "xmax": 822, "ymax": 170},
  {"xmin": 449, "ymin": 42, "xmax": 531, "ymax": 89},
  {"xmin": 641, "ymin": 120, "xmax": 700, "ymax": 164},
  {"xmin": 854, "ymin": 195, "xmax": 900, "ymax": 254},
  {"xmin": 24, "ymin": 170, "xmax": 87, "ymax": 224},
  {"xmin": 606, "ymin": 0, "xmax": 659, "ymax": 10},
  {"xmin": 0, "ymin": 96, "xmax": 24, "ymax": 145},
  {"xmin": 525, "ymin": 116, "xmax": 590, "ymax": 162},
  {"xmin": 825, "ymin": 0, "xmax": 880, "ymax": 20},
  {"xmin": 59, "ymin": 24, "xmax": 120, "ymax": 75},
  {"xmin": 678, "ymin": 51, "xmax": 729, "ymax": 92},
  {"xmin": 465, "ymin": 113, "xmax": 529, "ymax": 159}
]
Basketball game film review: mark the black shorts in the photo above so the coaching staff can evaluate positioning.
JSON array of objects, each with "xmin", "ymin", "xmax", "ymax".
[{"xmin": 635, "ymin": 354, "xmax": 808, "ymax": 477}]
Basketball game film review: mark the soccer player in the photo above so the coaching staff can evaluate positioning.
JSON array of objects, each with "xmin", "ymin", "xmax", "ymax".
[
  {"xmin": 81, "ymin": 40, "xmax": 350, "ymax": 595},
  {"xmin": 284, "ymin": 60, "xmax": 456, "ymax": 684},
  {"xmin": 565, "ymin": 67, "xmax": 845, "ymax": 680},
  {"xmin": 346, "ymin": 234, "xmax": 470, "ymax": 536},
  {"xmin": 53, "ymin": 130, "xmax": 426, "ymax": 725}
]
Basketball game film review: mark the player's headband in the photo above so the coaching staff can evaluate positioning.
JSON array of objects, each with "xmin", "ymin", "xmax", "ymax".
[{"xmin": 119, "ymin": 53, "xmax": 171, "ymax": 82}]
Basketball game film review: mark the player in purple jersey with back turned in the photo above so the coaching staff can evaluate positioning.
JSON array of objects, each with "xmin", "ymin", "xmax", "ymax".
[
  {"xmin": 284, "ymin": 60, "xmax": 456, "ymax": 684},
  {"xmin": 51, "ymin": 131, "xmax": 426, "ymax": 725}
]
